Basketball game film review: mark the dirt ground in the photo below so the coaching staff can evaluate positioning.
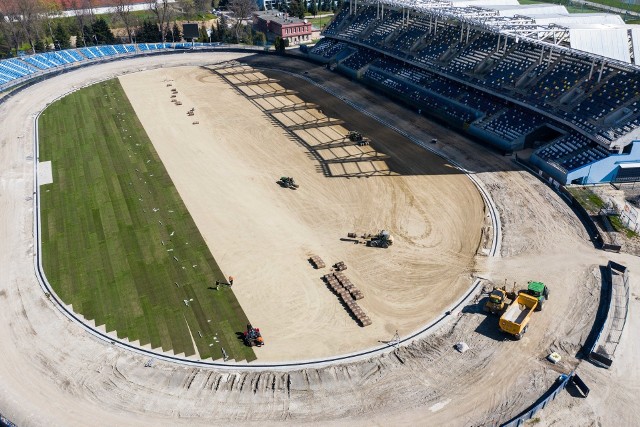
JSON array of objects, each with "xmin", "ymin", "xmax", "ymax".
[
  {"xmin": 118, "ymin": 65, "xmax": 484, "ymax": 361},
  {"xmin": 0, "ymin": 52, "xmax": 638, "ymax": 426}
]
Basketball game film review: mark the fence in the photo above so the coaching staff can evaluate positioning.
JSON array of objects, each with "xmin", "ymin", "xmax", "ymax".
[
  {"xmin": 500, "ymin": 372, "xmax": 588, "ymax": 427},
  {"xmin": 588, "ymin": 261, "xmax": 630, "ymax": 368}
]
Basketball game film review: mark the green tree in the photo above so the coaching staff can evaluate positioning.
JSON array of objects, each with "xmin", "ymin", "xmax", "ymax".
[
  {"xmin": 210, "ymin": 23, "xmax": 219, "ymax": 42},
  {"xmin": 92, "ymin": 18, "xmax": 116, "ymax": 45},
  {"xmin": 74, "ymin": 27, "xmax": 85, "ymax": 47},
  {"xmin": 136, "ymin": 20, "xmax": 161, "ymax": 42},
  {"xmin": 228, "ymin": 0, "xmax": 257, "ymax": 42},
  {"xmin": 289, "ymin": 0, "xmax": 305, "ymax": 19},
  {"xmin": 53, "ymin": 23, "xmax": 71, "ymax": 49},
  {"xmin": 253, "ymin": 31, "xmax": 266, "ymax": 46},
  {"xmin": 240, "ymin": 24, "xmax": 253, "ymax": 44},
  {"xmin": 310, "ymin": 0, "xmax": 318, "ymax": 16},
  {"xmin": 274, "ymin": 36, "xmax": 288, "ymax": 54},
  {"xmin": 34, "ymin": 38, "xmax": 47, "ymax": 53},
  {"xmin": 165, "ymin": 22, "xmax": 181, "ymax": 42},
  {"xmin": 82, "ymin": 24, "xmax": 95, "ymax": 46},
  {"xmin": 198, "ymin": 24, "xmax": 209, "ymax": 42},
  {"xmin": 217, "ymin": 14, "xmax": 228, "ymax": 42}
]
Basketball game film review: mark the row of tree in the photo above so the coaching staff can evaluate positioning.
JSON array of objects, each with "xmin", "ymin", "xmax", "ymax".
[
  {"xmin": 0, "ymin": 0, "xmax": 341, "ymax": 57},
  {"xmin": 0, "ymin": 0, "xmax": 226, "ymax": 57},
  {"xmin": 281, "ymin": 0, "xmax": 343, "ymax": 20}
]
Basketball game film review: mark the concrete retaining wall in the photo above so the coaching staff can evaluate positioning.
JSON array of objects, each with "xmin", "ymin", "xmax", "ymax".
[
  {"xmin": 501, "ymin": 372, "xmax": 575, "ymax": 427},
  {"xmin": 588, "ymin": 261, "xmax": 630, "ymax": 368}
]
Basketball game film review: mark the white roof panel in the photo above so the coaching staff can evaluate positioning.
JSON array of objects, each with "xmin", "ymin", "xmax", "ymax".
[
  {"xmin": 631, "ymin": 27, "xmax": 640, "ymax": 66},
  {"xmin": 488, "ymin": 4, "xmax": 568, "ymax": 16},
  {"xmin": 569, "ymin": 27, "xmax": 631, "ymax": 63},
  {"xmin": 532, "ymin": 13, "xmax": 625, "ymax": 26},
  {"xmin": 449, "ymin": 0, "xmax": 520, "ymax": 6}
]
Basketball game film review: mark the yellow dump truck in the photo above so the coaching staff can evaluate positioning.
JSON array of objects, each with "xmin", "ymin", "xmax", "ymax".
[{"xmin": 498, "ymin": 292, "xmax": 538, "ymax": 340}]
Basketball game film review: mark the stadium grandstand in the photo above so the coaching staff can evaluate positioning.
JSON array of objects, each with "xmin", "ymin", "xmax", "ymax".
[
  {"xmin": 307, "ymin": 0, "xmax": 640, "ymax": 185},
  {"xmin": 0, "ymin": 42, "xmax": 216, "ymax": 91}
]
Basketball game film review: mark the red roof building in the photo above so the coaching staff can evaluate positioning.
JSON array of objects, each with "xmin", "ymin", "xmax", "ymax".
[{"xmin": 253, "ymin": 11, "xmax": 312, "ymax": 45}]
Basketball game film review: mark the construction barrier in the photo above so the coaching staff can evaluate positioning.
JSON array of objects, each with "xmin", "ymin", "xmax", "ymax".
[
  {"xmin": 572, "ymin": 373, "xmax": 590, "ymax": 397},
  {"xmin": 587, "ymin": 261, "xmax": 630, "ymax": 368},
  {"xmin": 501, "ymin": 372, "xmax": 575, "ymax": 427}
]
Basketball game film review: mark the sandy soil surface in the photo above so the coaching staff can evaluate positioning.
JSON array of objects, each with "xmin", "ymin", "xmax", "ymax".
[
  {"xmin": 0, "ymin": 52, "xmax": 638, "ymax": 426},
  {"xmin": 118, "ymin": 65, "xmax": 484, "ymax": 361}
]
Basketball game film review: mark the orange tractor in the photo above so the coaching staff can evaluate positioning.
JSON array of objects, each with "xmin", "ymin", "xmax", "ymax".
[{"xmin": 243, "ymin": 324, "xmax": 264, "ymax": 347}]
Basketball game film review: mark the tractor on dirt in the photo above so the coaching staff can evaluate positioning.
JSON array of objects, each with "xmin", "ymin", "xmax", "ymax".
[
  {"xmin": 278, "ymin": 176, "xmax": 299, "ymax": 189},
  {"xmin": 366, "ymin": 230, "xmax": 394, "ymax": 248},
  {"xmin": 483, "ymin": 287, "xmax": 509, "ymax": 315},
  {"xmin": 243, "ymin": 324, "xmax": 264, "ymax": 347},
  {"xmin": 348, "ymin": 131, "xmax": 363, "ymax": 142},
  {"xmin": 523, "ymin": 281, "xmax": 550, "ymax": 311}
]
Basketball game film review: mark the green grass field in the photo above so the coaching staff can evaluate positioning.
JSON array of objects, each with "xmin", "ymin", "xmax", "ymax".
[{"xmin": 38, "ymin": 79, "xmax": 256, "ymax": 362}]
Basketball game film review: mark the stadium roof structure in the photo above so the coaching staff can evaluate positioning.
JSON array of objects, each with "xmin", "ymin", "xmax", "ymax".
[{"xmin": 350, "ymin": 0, "xmax": 640, "ymax": 66}]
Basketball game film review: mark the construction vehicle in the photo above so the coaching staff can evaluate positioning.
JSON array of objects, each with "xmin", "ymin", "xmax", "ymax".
[
  {"xmin": 348, "ymin": 131, "xmax": 363, "ymax": 142},
  {"xmin": 523, "ymin": 281, "xmax": 550, "ymax": 311},
  {"xmin": 498, "ymin": 292, "xmax": 538, "ymax": 340},
  {"xmin": 243, "ymin": 324, "xmax": 264, "ymax": 347},
  {"xmin": 278, "ymin": 176, "xmax": 299, "ymax": 189},
  {"xmin": 366, "ymin": 230, "xmax": 393, "ymax": 248},
  {"xmin": 483, "ymin": 287, "xmax": 509, "ymax": 315}
]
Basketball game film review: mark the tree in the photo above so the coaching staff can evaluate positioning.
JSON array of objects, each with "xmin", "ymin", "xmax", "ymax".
[
  {"xmin": 310, "ymin": 0, "xmax": 318, "ymax": 17},
  {"xmin": 253, "ymin": 30, "xmax": 266, "ymax": 46},
  {"xmin": 92, "ymin": 17, "xmax": 115, "ymax": 44},
  {"xmin": 209, "ymin": 23, "xmax": 218, "ymax": 42},
  {"xmin": 169, "ymin": 22, "xmax": 181, "ymax": 42},
  {"xmin": 0, "ymin": 0, "xmax": 45, "ymax": 54},
  {"xmin": 136, "ymin": 19, "xmax": 161, "ymax": 43},
  {"xmin": 53, "ymin": 23, "xmax": 71, "ymax": 49},
  {"xmin": 0, "ymin": 1, "xmax": 24, "ymax": 54},
  {"xmin": 82, "ymin": 23, "xmax": 94, "ymax": 45},
  {"xmin": 228, "ymin": 0, "xmax": 257, "ymax": 43},
  {"xmin": 66, "ymin": 0, "xmax": 96, "ymax": 47},
  {"xmin": 288, "ymin": 0, "xmax": 304, "ymax": 20},
  {"xmin": 41, "ymin": 0, "xmax": 62, "ymax": 45},
  {"xmin": 112, "ymin": 0, "xmax": 135, "ymax": 43},
  {"xmin": 34, "ymin": 38, "xmax": 46, "ymax": 52},
  {"xmin": 148, "ymin": 0, "xmax": 174, "ymax": 43},
  {"xmin": 240, "ymin": 23, "xmax": 252, "ymax": 44},
  {"xmin": 274, "ymin": 36, "xmax": 287, "ymax": 54},
  {"xmin": 198, "ymin": 24, "xmax": 208, "ymax": 42},
  {"xmin": 216, "ymin": 14, "xmax": 227, "ymax": 42}
]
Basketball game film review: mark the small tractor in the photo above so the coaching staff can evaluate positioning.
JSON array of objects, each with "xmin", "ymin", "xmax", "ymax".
[
  {"xmin": 366, "ymin": 230, "xmax": 394, "ymax": 248},
  {"xmin": 523, "ymin": 281, "xmax": 550, "ymax": 311},
  {"xmin": 483, "ymin": 287, "xmax": 509, "ymax": 315},
  {"xmin": 243, "ymin": 324, "xmax": 264, "ymax": 347},
  {"xmin": 278, "ymin": 176, "xmax": 299, "ymax": 189},
  {"xmin": 348, "ymin": 131, "xmax": 363, "ymax": 142},
  {"xmin": 348, "ymin": 130, "xmax": 370, "ymax": 146}
]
